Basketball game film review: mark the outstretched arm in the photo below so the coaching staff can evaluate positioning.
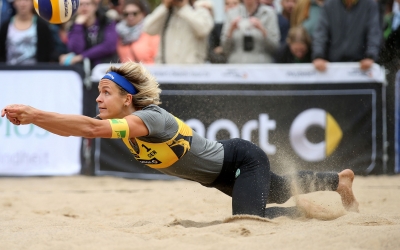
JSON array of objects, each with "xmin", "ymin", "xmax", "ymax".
[{"xmin": 1, "ymin": 105, "xmax": 148, "ymax": 139}]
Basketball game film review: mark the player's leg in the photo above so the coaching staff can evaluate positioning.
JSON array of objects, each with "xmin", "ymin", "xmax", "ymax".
[
  {"xmin": 267, "ymin": 169, "xmax": 359, "ymax": 212},
  {"xmin": 223, "ymin": 139, "xmax": 302, "ymax": 218},
  {"xmin": 336, "ymin": 169, "xmax": 359, "ymax": 211}
]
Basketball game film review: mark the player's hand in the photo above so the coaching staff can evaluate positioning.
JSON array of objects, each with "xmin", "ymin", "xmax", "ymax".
[
  {"xmin": 360, "ymin": 58, "xmax": 374, "ymax": 71},
  {"xmin": 313, "ymin": 58, "xmax": 328, "ymax": 72},
  {"xmin": 1, "ymin": 104, "xmax": 36, "ymax": 125}
]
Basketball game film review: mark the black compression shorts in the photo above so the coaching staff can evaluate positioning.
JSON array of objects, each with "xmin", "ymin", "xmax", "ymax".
[{"xmin": 206, "ymin": 138, "xmax": 339, "ymax": 218}]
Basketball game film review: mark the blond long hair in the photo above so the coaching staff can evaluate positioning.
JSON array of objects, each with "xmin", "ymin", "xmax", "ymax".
[
  {"xmin": 107, "ymin": 62, "xmax": 162, "ymax": 109},
  {"xmin": 291, "ymin": 0, "xmax": 311, "ymax": 28}
]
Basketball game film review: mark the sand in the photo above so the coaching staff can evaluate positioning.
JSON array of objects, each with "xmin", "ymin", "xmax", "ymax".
[{"xmin": 0, "ymin": 174, "xmax": 399, "ymax": 250}]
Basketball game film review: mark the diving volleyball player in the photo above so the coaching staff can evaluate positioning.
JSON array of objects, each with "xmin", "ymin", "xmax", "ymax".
[{"xmin": 1, "ymin": 62, "xmax": 359, "ymax": 218}]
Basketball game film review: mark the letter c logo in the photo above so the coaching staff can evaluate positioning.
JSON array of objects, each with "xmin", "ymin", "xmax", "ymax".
[{"xmin": 290, "ymin": 108, "xmax": 342, "ymax": 162}]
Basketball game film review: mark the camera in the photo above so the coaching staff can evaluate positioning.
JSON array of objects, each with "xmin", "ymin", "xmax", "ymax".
[{"xmin": 243, "ymin": 34, "xmax": 254, "ymax": 51}]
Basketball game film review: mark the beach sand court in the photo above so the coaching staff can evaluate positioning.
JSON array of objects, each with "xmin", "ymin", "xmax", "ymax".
[{"xmin": 1, "ymin": 174, "xmax": 399, "ymax": 249}]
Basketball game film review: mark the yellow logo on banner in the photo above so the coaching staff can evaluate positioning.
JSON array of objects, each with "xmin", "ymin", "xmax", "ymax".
[{"xmin": 289, "ymin": 108, "xmax": 343, "ymax": 162}]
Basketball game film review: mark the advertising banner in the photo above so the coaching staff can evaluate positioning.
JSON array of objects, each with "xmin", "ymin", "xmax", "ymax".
[
  {"xmin": 396, "ymin": 71, "xmax": 400, "ymax": 174},
  {"xmin": 0, "ymin": 68, "xmax": 83, "ymax": 176},
  {"xmin": 90, "ymin": 63, "xmax": 387, "ymax": 178}
]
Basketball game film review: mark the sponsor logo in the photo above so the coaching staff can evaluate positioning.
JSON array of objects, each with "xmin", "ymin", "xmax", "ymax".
[
  {"xmin": 138, "ymin": 158, "xmax": 162, "ymax": 164},
  {"xmin": 289, "ymin": 108, "xmax": 342, "ymax": 162},
  {"xmin": 106, "ymin": 73, "xmax": 115, "ymax": 79},
  {"xmin": 186, "ymin": 114, "xmax": 276, "ymax": 154},
  {"xmin": 115, "ymin": 130, "xmax": 126, "ymax": 138},
  {"xmin": 287, "ymin": 70, "xmax": 317, "ymax": 77},
  {"xmin": 110, "ymin": 119, "xmax": 124, "ymax": 124},
  {"xmin": 1, "ymin": 120, "xmax": 48, "ymax": 138},
  {"xmin": 64, "ymin": 0, "xmax": 68, "ymax": 18},
  {"xmin": 348, "ymin": 68, "xmax": 373, "ymax": 78},
  {"xmin": 222, "ymin": 69, "xmax": 248, "ymax": 79}
]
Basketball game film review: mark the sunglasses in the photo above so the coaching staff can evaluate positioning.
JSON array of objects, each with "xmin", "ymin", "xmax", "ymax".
[{"xmin": 123, "ymin": 11, "xmax": 141, "ymax": 17}]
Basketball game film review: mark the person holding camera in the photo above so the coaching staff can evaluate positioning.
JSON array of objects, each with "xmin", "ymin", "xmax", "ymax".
[
  {"xmin": 142, "ymin": 0, "xmax": 213, "ymax": 64},
  {"xmin": 221, "ymin": 0, "xmax": 280, "ymax": 64}
]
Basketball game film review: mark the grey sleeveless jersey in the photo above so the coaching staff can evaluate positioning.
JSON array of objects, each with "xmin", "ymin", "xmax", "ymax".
[{"xmin": 133, "ymin": 105, "xmax": 224, "ymax": 184}]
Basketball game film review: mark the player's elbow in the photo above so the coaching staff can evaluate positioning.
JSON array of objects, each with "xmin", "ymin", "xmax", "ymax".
[{"xmin": 86, "ymin": 123, "xmax": 109, "ymax": 138}]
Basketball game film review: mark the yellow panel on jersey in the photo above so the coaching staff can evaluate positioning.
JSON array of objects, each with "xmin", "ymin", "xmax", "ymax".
[
  {"xmin": 121, "ymin": 117, "xmax": 192, "ymax": 169},
  {"xmin": 108, "ymin": 119, "xmax": 130, "ymax": 139}
]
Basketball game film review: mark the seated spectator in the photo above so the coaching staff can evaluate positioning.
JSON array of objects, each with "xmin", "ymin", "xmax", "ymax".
[
  {"xmin": 143, "ymin": 0, "xmax": 214, "ymax": 64},
  {"xmin": 291, "ymin": 0, "xmax": 324, "ymax": 38},
  {"xmin": 59, "ymin": 0, "xmax": 118, "ymax": 68},
  {"xmin": 117, "ymin": 0, "xmax": 159, "ymax": 63},
  {"xmin": 221, "ymin": 0, "xmax": 280, "ymax": 64},
  {"xmin": 208, "ymin": 0, "xmax": 239, "ymax": 63},
  {"xmin": 0, "ymin": 0, "xmax": 54, "ymax": 65},
  {"xmin": 275, "ymin": 25, "xmax": 311, "ymax": 63},
  {"xmin": 312, "ymin": 0, "xmax": 382, "ymax": 71},
  {"xmin": 278, "ymin": 0, "xmax": 296, "ymax": 45}
]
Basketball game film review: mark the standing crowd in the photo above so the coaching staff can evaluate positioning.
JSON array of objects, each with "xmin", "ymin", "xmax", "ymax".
[{"xmin": 0, "ymin": 0, "xmax": 398, "ymax": 71}]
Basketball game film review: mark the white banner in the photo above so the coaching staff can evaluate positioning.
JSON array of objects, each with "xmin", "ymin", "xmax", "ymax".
[
  {"xmin": 0, "ymin": 70, "xmax": 83, "ymax": 176},
  {"xmin": 91, "ymin": 63, "xmax": 386, "ymax": 84}
]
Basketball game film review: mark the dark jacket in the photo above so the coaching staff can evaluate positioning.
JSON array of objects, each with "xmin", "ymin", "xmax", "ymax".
[
  {"xmin": 312, "ymin": 0, "xmax": 382, "ymax": 62},
  {"xmin": 0, "ymin": 15, "xmax": 55, "ymax": 63},
  {"xmin": 275, "ymin": 43, "xmax": 312, "ymax": 63}
]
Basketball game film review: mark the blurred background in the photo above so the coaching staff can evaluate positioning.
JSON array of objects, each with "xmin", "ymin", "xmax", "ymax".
[{"xmin": 0, "ymin": 0, "xmax": 399, "ymax": 178}]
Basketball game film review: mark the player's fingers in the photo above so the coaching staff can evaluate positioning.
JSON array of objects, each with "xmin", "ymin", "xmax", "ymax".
[{"xmin": 5, "ymin": 115, "xmax": 19, "ymax": 125}]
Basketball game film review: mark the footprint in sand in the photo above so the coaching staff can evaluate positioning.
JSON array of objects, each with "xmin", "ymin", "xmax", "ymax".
[{"xmin": 346, "ymin": 215, "xmax": 395, "ymax": 226}]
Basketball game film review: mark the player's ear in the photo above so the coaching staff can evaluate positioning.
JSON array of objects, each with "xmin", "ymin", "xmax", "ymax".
[{"xmin": 125, "ymin": 94, "xmax": 133, "ymax": 106}]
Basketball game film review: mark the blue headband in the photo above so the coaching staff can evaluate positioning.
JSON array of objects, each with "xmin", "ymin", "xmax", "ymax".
[{"xmin": 101, "ymin": 71, "xmax": 137, "ymax": 95}]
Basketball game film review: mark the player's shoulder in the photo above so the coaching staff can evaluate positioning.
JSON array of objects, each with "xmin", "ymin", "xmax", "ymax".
[
  {"xmin": 140, "ymin": 104, "xmax": 164, "ymax": 113},
  {"xmin": 135, "ymin": 105, "xmax": 172, "ymax": 119}
]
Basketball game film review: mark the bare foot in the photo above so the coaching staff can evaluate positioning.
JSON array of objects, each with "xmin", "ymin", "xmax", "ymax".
[{"xmin": 336, "ymin": 169, "xmax": 359, "ymax": 212}]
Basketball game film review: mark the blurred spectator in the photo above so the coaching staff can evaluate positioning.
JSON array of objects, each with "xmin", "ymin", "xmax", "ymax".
[
  {"xmin": 1, "ymin": 0, "xmax": 14, "ymax": 27},
  {"xmin": 381, "ymin": 0, "xmax": 400, "ymax": 65},
  {"xmin": 278, "ymin": 0, "xmax": 296, "ymax": 45},
  {"xmin": 382, "ymin": 0, "xmax": 395, "ymax": 41},
  {"xmin": 60, "ymin": 0, "xmax": 118, "ymax": 68},
  {"xmin": 143, "ymin": 0, "xmax": 214, "ymax": 64},
  {"xmin": 207, "ymin": 0, "xmax": 238, "ymax": 63},
  {"xmin": 275, "ymin": 25, "xmax": 311, "ymax": 63},
  {"xmin": 116, "ymin": 0, "xmax": 159, "ymax": 63},
  {"xmin": 260, "ymin": 0, "xmax": 274, "ymax": 8},
  {"xmin": 291, "ymin": 0, "xmax": 323, "ymax": 38},
  {"xmin": 312, "ymin": 0, "xmax": 382, "ymax": 71},
  {"xmin": 226, "ymin": 0, "xmax": 240, "ymax": 9},
  {"xmin": 49, "ymin": 24, "xmax": 69, "ymax": 61},
  {"xmin": 221, "ymin": 0, "xmax": 280, "ymax": 63},
  {"xmin": 0, "ymin": 0, "xmax": 54, "ymax": 64}
]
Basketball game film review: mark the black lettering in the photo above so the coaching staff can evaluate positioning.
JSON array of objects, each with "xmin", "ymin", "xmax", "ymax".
[{"xmin": 141, "ymin": 144, "xmax": 151, "ymax": 152}]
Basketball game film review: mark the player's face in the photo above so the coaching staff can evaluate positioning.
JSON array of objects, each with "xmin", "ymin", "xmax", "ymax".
[{"xmin": 96, "ymin": 79, "xmax": 128, "ymax": 119}]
